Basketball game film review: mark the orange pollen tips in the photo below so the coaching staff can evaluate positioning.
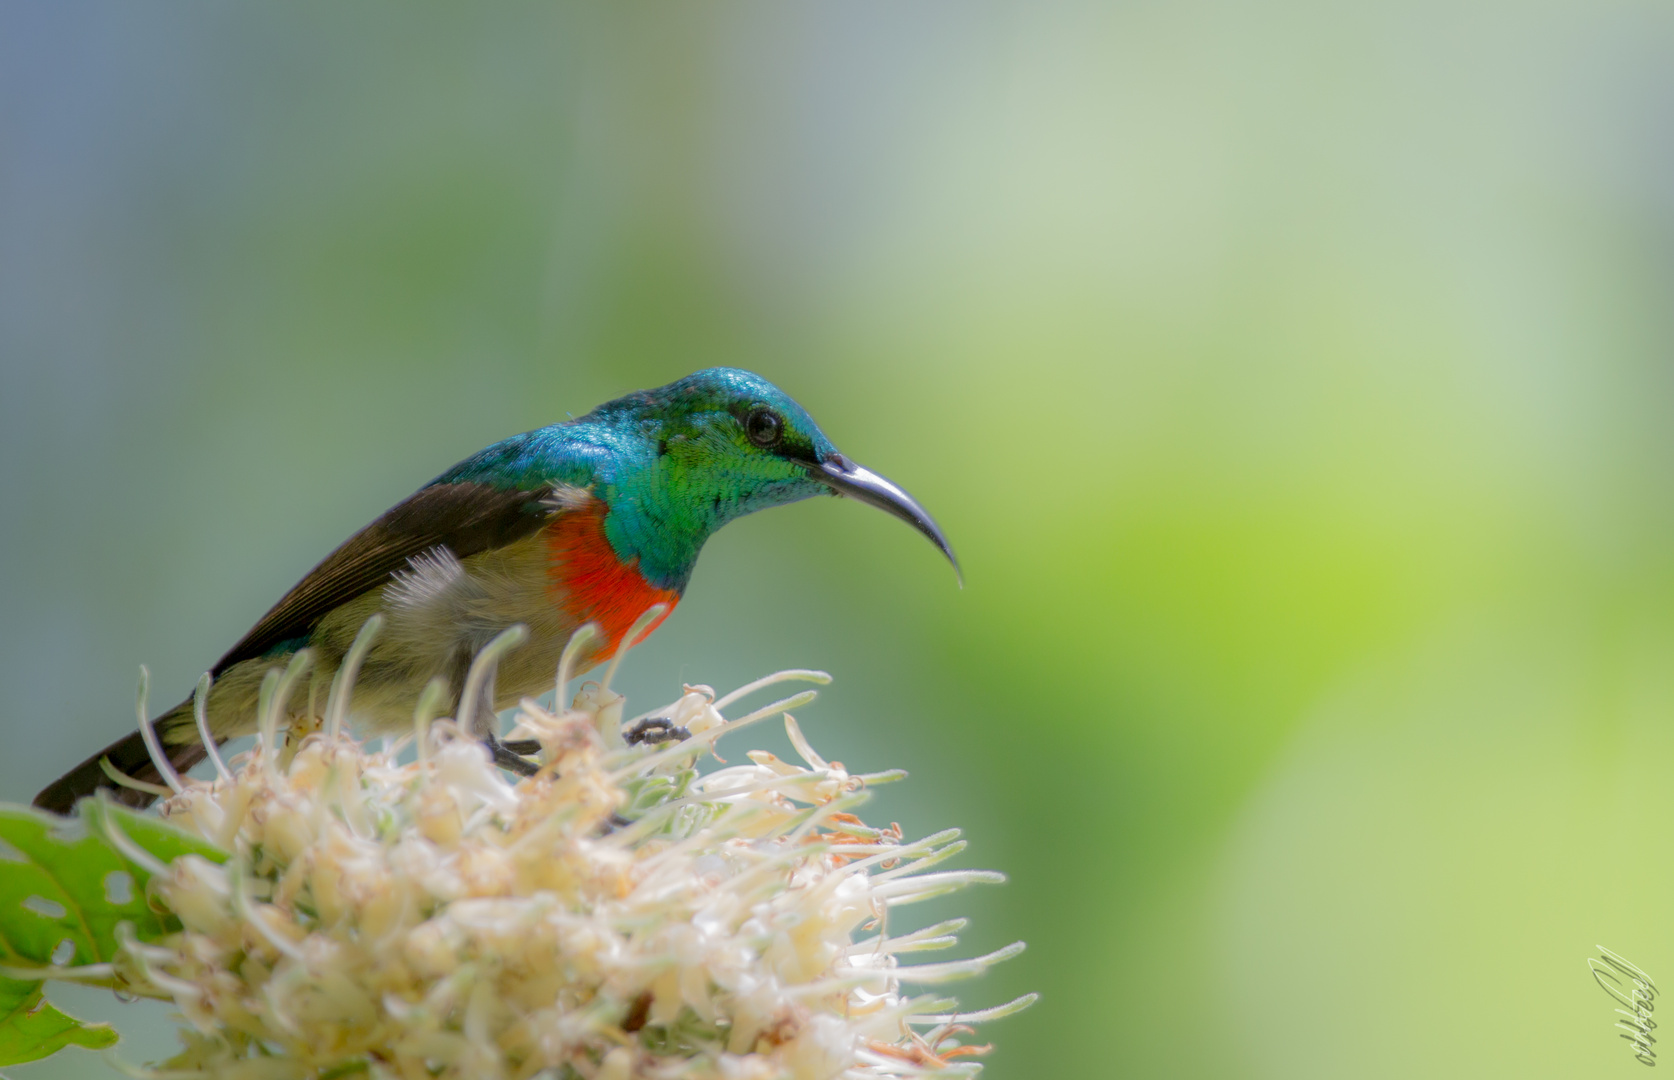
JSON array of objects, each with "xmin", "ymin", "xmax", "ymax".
[{"xmin": 544, "ymin": 502, "xmax": 680, "ymax": 655}]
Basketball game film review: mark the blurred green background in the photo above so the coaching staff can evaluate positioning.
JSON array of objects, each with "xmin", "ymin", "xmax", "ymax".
[{"xmin": 5, "ymin": 3, "xmax": 1674, "ymax": 1077}]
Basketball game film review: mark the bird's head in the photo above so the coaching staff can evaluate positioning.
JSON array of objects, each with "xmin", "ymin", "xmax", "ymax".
[{"xmin": 586, "ymin": 368, "xmax": 959, "ymax": 590}]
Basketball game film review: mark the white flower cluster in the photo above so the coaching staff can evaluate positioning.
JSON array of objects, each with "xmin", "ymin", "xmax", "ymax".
[{"xmin": 98, "ymin": 641, "xmax": 1031, "ymax": 1080}]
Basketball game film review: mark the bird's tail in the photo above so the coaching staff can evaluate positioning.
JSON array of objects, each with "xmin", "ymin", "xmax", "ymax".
[{"xmin": 32, "ymin": 701, "xmax": 208, "ymax": 815}]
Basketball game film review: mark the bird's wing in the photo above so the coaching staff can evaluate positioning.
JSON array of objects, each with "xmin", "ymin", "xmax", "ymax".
[{"xmin": 211, "ymin": 481, "xmax": 558, "ymax": 674}]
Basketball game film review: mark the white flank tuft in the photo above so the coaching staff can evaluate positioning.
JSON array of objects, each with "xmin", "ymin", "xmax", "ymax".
[{"xmin": 388, "ymin": 546, "xmax": 467, "ymax": 611}]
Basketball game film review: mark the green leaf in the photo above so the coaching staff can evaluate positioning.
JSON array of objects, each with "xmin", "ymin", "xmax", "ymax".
[
  {"xmin": 0, "ymin": 800, "xmax": 225, "ymax": 1067},
  {"xmin": 89, "ymin": 801, "xmax": 229, "ymax": 871},
  {"xmin": 0, "ymin": 977, "xmax": 116, "ymax": 1066},
  {"xmin": 0, "ymin": 802, "xmax": 222, "ymax": 972},
  {"xmin": 0, "ymin": 979, "xmax": 35, "ymax": 1033}
]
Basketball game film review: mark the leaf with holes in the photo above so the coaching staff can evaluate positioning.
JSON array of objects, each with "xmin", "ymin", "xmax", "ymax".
[
  {"xmin": 0, "ymin": 800, "xmax": 225, "ymax": 1066},
  {"xmin": 0, "ymin": 801, "xmax": 223, "ymax": 972},
  {"xmin": 0, "ymin": 975, "xmax": 116, "ymax": 1066}
]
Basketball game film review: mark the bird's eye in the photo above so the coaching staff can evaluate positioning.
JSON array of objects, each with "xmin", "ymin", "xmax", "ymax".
[{"xmin": 745, "ymin": 407, "xmax": 783, "ymax": 448}]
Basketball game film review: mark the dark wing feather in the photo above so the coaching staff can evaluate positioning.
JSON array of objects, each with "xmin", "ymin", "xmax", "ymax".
[{"xmin": 213, "ymin": 482, "xmax": 554, "ymax": 674}]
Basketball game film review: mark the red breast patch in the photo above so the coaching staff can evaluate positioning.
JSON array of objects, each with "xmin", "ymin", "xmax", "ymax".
[{"xmin": 545, "ymin": 501, "xmax": 680, "ymax": 657}]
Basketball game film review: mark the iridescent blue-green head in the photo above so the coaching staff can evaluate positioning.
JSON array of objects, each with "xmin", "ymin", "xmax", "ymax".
[{"xmin": 582, "ymin": 367, "xmax": 960, "ymax": 591}]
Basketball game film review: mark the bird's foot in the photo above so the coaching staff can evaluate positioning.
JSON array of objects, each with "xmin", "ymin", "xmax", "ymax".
[
  {"xmin": 484, "ymin": 735, "xmax": 540, "ymax": 776},
  {"xmin": 623, "ymin": 717, "xmax": 691, "ymax": 746}
]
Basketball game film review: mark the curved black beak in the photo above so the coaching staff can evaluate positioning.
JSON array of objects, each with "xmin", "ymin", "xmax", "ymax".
[{"xmin": 817, "ymin": 455, "xmax": 962, "ymax": 586}]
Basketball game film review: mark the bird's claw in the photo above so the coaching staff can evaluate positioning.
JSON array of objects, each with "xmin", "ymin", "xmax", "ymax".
[
  {"xmin": 500, "ymin": 738, "xmax": 542, "ymax": 755},
  {"xmin": 484, "ymin": 736, "xmax": 540, "ymax": 776},
  {"xmin": 623, "ymin": 717, "xmax": 690, "ymax": 746}
]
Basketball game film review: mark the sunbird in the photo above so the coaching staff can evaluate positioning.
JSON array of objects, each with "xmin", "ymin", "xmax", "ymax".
[{"xmin": 35, "ymin": 369, "xmax": 957, "ymax": 814}]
